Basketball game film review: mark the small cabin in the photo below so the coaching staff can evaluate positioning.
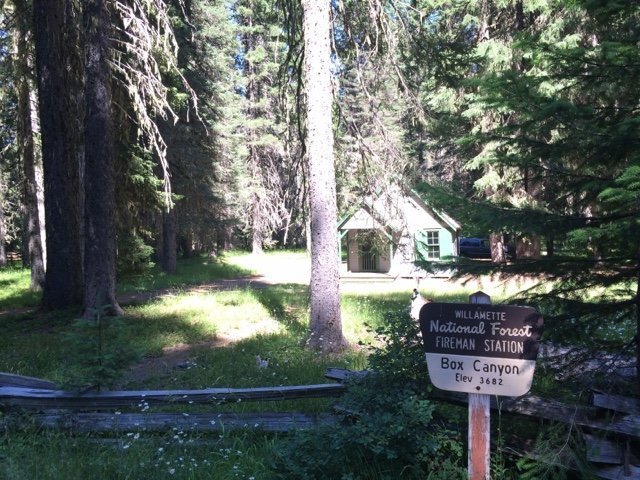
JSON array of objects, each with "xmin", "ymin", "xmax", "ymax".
[{"xmin": 338, "ymin": 186, "xmax": 461, "ymax": 277}]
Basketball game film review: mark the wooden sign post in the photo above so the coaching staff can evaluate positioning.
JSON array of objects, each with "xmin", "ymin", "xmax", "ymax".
[
  {"xmin": 418, "ymin": 291, "xmax": 543, "ymax": 480},
  {"xmin": 468, "ymin": 291, "xmax": 491, "ymax": 480}
]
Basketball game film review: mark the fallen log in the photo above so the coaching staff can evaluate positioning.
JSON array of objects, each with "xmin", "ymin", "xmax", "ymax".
[
  {"xmin": 0, "ymin": 372, "xmax": 58, "ymax": 390},
  {"xmin": 325, "ymin": 368, "xmax": 640, "ymax": 439},
  {"xmin": 593, "ymin": 391, "xmax": 640, "ymax": 416},
  {"xmin": 0, "ymin": 411, "xmax": 337, "ymax": 434},
  {"xmin": 0, "ymin": 383, "xmax": 346, "ymax": 411}
]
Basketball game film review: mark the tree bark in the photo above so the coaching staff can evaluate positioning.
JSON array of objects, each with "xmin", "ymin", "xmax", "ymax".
[
  {"xmin": 489, "ymin": 232, "xmax": 506, "ymax": 264},
  {"xmin": 82, "ymin": 0, "xmax": 122, "ymax": 316},
  {"xmin": 179, "ymin": 232, "xmax": 194, "ymax": 258},
  {"xmin": 14, "ymin": 1, "xmax": 46, "ymax": 289},
  {"xmin": 251, "ymin": 192, "xmax": 265, "ymax": 256},
  {"xmin": 33, "ymin": 0, "xmax": 84, "ymax": 310},
  {"xmin": 0, "ymin": 179, "xmax": 6, "ymax": 267},
  {"xmin": 636, "ymin": 251, "xmax": 640, "ymax": 394},
  {"xmin": 243, "ymin": 11, "xmax": 266, "ymax": 256},
  {"xmin": 302, "ymin": 0, "xmax": 346, "ymax": 353},
  {"xmin": 162, "ymin": 208, "xmax": 177, "ymax": 274},
  {"xmin": 516, "ymin": 235, "xmax": 541, "ymax": 259},
  {"xmin": 546, "ymin": 235, "xmax": 554, "ymax": 257}
]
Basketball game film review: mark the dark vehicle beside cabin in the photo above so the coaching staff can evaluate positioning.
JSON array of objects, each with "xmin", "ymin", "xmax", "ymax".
[{"xmin": 458, "ymin": 237, "xmax": 491, "ymax": 258}]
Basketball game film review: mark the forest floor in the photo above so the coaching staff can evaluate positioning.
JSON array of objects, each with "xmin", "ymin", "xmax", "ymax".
[
  {"xmin": 115, "ymin": 258, "xmax": 542, "ymax": 388},
  {"xmin": 0, "ymin": 254, "xmax": 544, "ymax": 388}
]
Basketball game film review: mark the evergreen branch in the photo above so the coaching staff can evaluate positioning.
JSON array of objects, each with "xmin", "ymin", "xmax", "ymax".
[{"xmin": 109, "ymin": 0, "xmax": 201, "ymax": 208}]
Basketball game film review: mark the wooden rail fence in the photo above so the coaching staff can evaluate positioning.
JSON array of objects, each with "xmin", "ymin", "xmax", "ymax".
[
  {"xmin": 1, "ymin": 369, "xmax": 638, "ymax": 478},
  {"xmin": 4, "ymin": 251, "xmax": 21, "ymax": 265}
]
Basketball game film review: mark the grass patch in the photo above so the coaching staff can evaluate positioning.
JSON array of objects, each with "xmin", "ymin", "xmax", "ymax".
[
  {"xmin": 0, "ymin": 270, "xmax": 371, "ymax": 480},
  {"xmin": 0, "ymin": 267, "xmax": 41, "ymax": 310},
  {"xmin": 0, "ymin": 429, "xmax": 277, "ymax": 480},
  {"xmin": 0, "ymin": 254, "xmax": 252, "ymax": 313},
  {"xmin": 0, "ymin": 308, "xmax": 81, "ymax": 382},
  {"xmin": 225, "ymin": 249, "xmax": 308, "ymax": 275},
  {"xmin": 117, "ymin": 254, "xmax": 253, "ymax": 294},
  {"xmin": 123, "ymin": 289, "xmax": 289, "ymax": 359}
]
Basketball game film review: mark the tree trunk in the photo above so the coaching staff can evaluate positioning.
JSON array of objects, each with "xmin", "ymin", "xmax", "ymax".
[
  {"xmin": 82, "ymin": 0, "xmax": 122, "ymax": 317},
  {"xmin": 243, "ymin": 12, "xmax": 265, "ymax": 257},
  {"xmin": 0, "ymin": 179, "xmax": 6, "ymax": 267},
  {"xmin": 302, "ymin": 0, "xmax": 346, "ymax": 353},
  {"xmin": 489, "ymin": 232, "xmax": 506, "ymax": 264},
  {"xmin": 251, "ymin": 192, "xmax": 264, "ymax": 256},
  {"xmin": 636, "ymin": 250, "xmax": 640, "ymax": 394},
  {"xmin": 546, "ymin": 235, "xmax": 554, "ymax": 257},
  {"xmin": 162, "ymin": 208, "xmax": 177, "ymax": 274},
  {"xmin": 14, "ymin": 3, "xmax": 46, "ymax": 289},
  {"xmin": 180, "ymin": 232, "xmax": 194, "ymax": 258},
  {"xmin": 155, "ymin": 212, "xmax": 164, "ymax": 263},
  {"xmin": 33, "ymin": 0, "xmax": 84, "ymax": 310},
  {"xmin": 516, "ymin": 235, "xmax": 541, "ymax": 259}
]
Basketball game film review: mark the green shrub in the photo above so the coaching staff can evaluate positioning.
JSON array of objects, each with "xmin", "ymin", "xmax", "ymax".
[
  {"xmin": 273, "ymin": 311, "xmax": 466, "ymax": 479},
  {"xmin": 117, "ymin": 232, "xmax": 154, "ymax": 275},
  {"xmin": 61, "ymin": 306, "xmax": 138, "ymax": 391}
]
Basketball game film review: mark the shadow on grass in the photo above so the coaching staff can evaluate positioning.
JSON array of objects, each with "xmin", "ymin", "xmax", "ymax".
[
  {"xmin": 248, "ymin": 283, "xmax": 309, "ymax": 336},
  {"xmin": 117, "ymin": 254, "xmax": 254, "ymax": 295}
]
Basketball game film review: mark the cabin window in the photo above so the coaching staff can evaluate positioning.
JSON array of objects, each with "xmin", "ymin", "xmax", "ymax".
[{"xmin": 416, "ymin": 230, "xmax": 440, "ymax": 260}]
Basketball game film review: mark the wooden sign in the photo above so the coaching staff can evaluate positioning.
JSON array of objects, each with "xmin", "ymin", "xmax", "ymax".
[{"xmin": 419, "ymin": 302, "xmax": 543, "ymax": 396}]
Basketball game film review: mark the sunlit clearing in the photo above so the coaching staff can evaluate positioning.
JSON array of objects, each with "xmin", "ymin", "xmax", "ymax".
[{"xmin": 135, "ymin": 290, "xmax": 285, "ymax": 344}]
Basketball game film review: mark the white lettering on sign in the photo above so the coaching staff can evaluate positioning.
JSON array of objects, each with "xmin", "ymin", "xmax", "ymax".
[
  {"xmin": 420, "ymin": 303, "xmax": 543, "ymax": 396},
  {"xmin": 489, "ymin": 323, "xmax": 533, "ymax": 337},
  {"xmin": 454, "ymin": 310, "xmax": 506, "ymax": 321},
  {"xmin": 483, "ymin": 339, "xmax": 524, "ymax": 354},
  {"xmin": 436, "ymin": 336, "xmax": 476, "ymax": 351},
  {"xmin": 429, "ymin": 320, "xmax": 486, "ymax": 335}
]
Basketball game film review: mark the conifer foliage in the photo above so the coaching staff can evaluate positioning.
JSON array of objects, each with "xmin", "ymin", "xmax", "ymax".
[{"xmin": 415, "ymin": 0, "xmax": 640, "ymax": 388}]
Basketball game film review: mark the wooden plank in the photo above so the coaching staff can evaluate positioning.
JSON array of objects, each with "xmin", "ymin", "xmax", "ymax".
[
  {"xmin": 498, "ymin": 394, "xmax": 598, "ymax": 425},
  {"xmin": 585, "ymin": 435, "xmax": 628, "ymax": 464},
  {"xmin": 431, "ymin": 389, "xmax": 595, "ymax": 428},
  {"xmin": 0, "ymin": 373, "xmax": 58, "ymax": 390},
  {"xmin": 324, "ymin": 368, "xmax": 369, "ymax": 382},
  {"xmin": 434, "ymin": 389, "xmax": 640, "ymax": 439},
  {"xmin": 0, "ymin": 411, "xmax": 338, "ymax": 433},
  {"xmin": 592, "ymin": 464, "xmax": 640, "ymax": 480},
  {"xmin": 469, "ymin": 393, "xmax": 490, "ymax": 480},
  {"xmin": 593, "ymin": 391, "xmax": 640, "ymax": 416},
  {"xmin": 415, "ymin": 376, "xmax": 599, "ymax": 426},
  {"xmin": 0, "ymin": 383, "xmax": 346, "ymax": 410},
  {"xmin": 326, "ymin": 369, "xmax": 640, "ymax": 439},
  {"xmin": 6, "ymin": 252, "xmax": 20, "ymax": 264}
]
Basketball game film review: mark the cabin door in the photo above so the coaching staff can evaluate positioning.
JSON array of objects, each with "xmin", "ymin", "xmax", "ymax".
[
  {"xmin": 360, "ymin": 251, "xmax": 378, "ymax": 272},
  {"xmin": 359, "ymin": 234, "xmax": 379, "ymax": 272}
]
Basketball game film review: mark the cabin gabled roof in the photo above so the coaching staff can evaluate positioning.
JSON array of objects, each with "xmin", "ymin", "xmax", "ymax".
[{"xmin": 338, "ymin": 185, "xmax": 460, "ymax": 234}]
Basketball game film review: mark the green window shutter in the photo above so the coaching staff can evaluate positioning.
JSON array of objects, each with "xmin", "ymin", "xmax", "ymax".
[{"xmin": 415, "ymin": 230, "xmax": 440, "ymax": 260}]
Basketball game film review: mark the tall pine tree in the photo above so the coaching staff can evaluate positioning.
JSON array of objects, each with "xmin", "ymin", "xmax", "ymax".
[{"xmin": 416, "ymin": 0, "xmax": 640, "ymax": 389}]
